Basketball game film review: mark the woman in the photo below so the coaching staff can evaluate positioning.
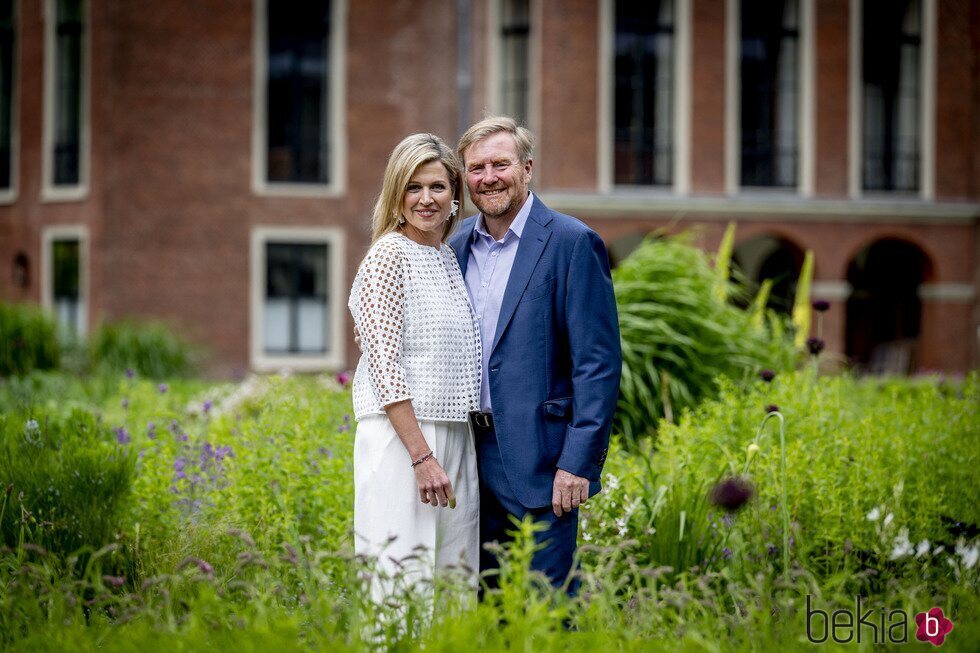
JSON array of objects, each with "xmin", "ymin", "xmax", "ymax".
[{"xmin": 349, "ymin": 134, "xmax": 481, "ymax": 601}]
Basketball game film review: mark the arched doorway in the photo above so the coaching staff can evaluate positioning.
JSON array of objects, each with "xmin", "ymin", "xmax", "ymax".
[
  {"xmin": 732, "ymin": 235, "xmax": 805, "ymax": 313},
  {"xmin": 845, "ymin": 238, "xmax": 931, "ymax": 374}
]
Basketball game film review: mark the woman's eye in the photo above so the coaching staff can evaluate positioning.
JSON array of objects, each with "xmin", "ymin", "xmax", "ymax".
[
  {"xmin": 432, "ymin": 184, "xmax": 446, "ymax": 191},
  {"xmin": 406, "ymin": 185, "xmax": 421, "ymax": 192}
]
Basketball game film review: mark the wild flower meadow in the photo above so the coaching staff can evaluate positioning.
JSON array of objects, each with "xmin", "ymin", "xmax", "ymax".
[{"xmin": 0, "ymin": 367, "xmax": 977, "ymax": 651}]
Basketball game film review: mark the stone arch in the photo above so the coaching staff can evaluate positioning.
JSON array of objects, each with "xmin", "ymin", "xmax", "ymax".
[
  {"xmin": 732, "ymin": 233, "xmax": 806, "ymax": 314},
  {"xmin": 845, "ymin": 237, "xmax": 934, "ymax": 373}
]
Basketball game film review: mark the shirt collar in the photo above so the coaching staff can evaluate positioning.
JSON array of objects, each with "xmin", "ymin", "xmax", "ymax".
[{"xmin": 473, "ymin": 192, "xmax": 534, "ymax": 244}]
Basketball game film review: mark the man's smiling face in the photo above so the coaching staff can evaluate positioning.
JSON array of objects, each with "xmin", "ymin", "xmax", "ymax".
[{"xmin": 462, "ymin": 132, "xmax": 532, "ymax": 226}]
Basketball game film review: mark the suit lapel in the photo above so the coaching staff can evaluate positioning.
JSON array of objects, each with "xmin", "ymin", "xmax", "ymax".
[{"xmin": 491, "ymin": 206, "xmax": 553, "ymax": 354}]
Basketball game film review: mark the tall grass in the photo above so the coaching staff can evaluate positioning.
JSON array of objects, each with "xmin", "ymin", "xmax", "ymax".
[
  {"xmin": 89, "ymin": 321, "xmax": 195, "ymax": 379},
  {"xmin": 613, "ymin": 233, "xmax": 796, "ymax": 443},
  {"xmin": 0, "ymin": 304, "xmax": 60, "ymax": 377}
]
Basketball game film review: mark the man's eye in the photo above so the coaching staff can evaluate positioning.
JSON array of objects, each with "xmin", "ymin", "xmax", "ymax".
[
  {"xmin": 467, "ymin": 167, "xmax": 482, "ymax": 174},
  {"xmin": 494, "ymin": 162, "xmax": 510, "ymax": 170}
]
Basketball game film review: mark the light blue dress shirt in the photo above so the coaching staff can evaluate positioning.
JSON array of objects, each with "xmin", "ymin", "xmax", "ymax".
[{"xmin": 463, "ymin": 192, "xmax": 535, "ymax": 411}]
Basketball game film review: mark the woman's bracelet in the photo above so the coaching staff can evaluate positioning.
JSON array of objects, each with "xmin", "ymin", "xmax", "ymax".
[{"xmin": 411, "ymin": 450, "xmax": 435, "ymax": 468}]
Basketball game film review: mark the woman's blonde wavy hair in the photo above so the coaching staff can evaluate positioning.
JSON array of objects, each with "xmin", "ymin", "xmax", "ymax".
[{"xmin": 371, "ymin": 133, "xmax": 465, "ymax": 243}]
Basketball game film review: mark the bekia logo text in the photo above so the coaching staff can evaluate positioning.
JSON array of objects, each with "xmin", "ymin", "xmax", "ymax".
[{"xmin": 807, "ymin": 596, "xmax": 954, "ymax": 646}]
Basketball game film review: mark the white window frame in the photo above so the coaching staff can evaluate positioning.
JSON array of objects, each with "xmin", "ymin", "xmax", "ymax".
[
  {"xmin": 250, "ymin": 226, "xmax": 346, "ymax": 371},
  {"xmin": 725, "ymin": 0, "xmax": 814, "ymax": 196},
  {"xmin": 486, "ymin": 0, "xmax": 540, "ymax": 132},
  {"xmin": 252, "ymin": 0, "xmax": 347, "ymax": 198},
  {"xmin": 598, "ymin": 0, "xmax": 691, "ymax": 195},
  {"xmin": 41, "ymin": 0, "xmax": 90, "ymax": 202},
  {"xmin": 849, "ymin": 0, "xmax": 935, "ymax": 199},
  {"xmin": 0, "ymin": 0, "xmax": 20, "ymax": 204},
  {"xmin": 40, "ymin": 224, "xmax": 88, "ymax": 338}
]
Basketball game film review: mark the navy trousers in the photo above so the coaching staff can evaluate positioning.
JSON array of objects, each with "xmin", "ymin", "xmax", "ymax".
[{"xmin": 476, "ymin": 425, "xmax": 579, "ymax": 592}]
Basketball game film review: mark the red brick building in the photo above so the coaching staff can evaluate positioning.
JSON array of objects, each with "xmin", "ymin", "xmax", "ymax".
[{"xmin": 0, "ymin": 0, "xmax": 977, "ymax": 376}]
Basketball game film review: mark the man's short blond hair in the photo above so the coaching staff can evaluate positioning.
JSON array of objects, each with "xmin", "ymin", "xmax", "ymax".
[{"xmin": 456, "ymin": 116, "xmax": 535, "ymax": 166}]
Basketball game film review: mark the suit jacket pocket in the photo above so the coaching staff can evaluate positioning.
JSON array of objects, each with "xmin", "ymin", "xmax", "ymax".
[
  {"xmin": 543, "ymin": 396, "xmax": 572, "ymax": 418},
  {"xmin": 520, "ymin": 277, "xmax": 555, "ymax": 303}
]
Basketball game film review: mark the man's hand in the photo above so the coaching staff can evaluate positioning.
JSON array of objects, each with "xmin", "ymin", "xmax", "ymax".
[{"xmin": 552, "ymin": 469, "xmax": 589, "ymax": 517}]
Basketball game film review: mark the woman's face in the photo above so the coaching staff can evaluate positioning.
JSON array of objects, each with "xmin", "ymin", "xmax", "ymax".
[{"xmin": 400, "ymin": 161, "xmax": 453, "ymax": 246}]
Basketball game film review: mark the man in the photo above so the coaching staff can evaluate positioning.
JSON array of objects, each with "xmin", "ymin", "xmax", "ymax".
[{"xmin": 449, "ymin": 116, "xmax": 621, "ymax": 588}]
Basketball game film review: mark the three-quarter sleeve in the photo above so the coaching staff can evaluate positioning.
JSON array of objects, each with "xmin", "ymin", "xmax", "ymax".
[{"xmin": 353, "ymin": 242, "xmax": 412, "ymax": 408}]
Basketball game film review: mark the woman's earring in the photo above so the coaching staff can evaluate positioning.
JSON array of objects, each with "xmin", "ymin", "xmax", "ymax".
[
  {"xmin": 449, "ymin": 199, "xmax": 459, "ymax": 219},
  {"xmin": 397, "ymin": 214, "xmax": 406, "ymax": 225}
]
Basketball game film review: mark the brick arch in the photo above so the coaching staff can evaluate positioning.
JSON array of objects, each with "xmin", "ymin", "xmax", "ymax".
[
  {"xmin": 838, "ymin": 230, "xmax": 937, "ymax": 283},
  {"xmin": 732, "ymin": 231, "xmax": 807, "ymax": 313}
]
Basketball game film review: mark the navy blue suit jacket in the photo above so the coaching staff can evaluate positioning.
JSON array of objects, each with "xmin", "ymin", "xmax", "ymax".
[{"xmin": 449, "ymin": 197, "xmax": 622, "ymax": 509}]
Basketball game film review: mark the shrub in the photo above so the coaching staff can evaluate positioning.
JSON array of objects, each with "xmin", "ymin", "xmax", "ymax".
[
  {"xmin": 0, "ymin": 409, "xmax": 136, "ymax": 556},
  {"xmin": 0, "ymin": 303, "xmax": 60, "ymax": 376},
  {"xmin": 89, "ymin": 320, "xmax": 195, "ymax": 379},
  {"xmin": 612, "ymin": 233, "xmax": 796, "ymax": 443}
]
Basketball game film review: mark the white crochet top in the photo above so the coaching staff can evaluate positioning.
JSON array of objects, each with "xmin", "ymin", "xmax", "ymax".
[{"xmin": 349, "ymin": 232, "xmax": 481, "ymax": 422}]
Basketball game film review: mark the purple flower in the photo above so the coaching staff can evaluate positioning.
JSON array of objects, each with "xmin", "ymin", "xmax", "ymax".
[
  {"xmin": 767, "ymin": 543, "xmax": 778, "ymax": 557},
  {"xmin": 722, "ymin": 547, "xmax": 733, "ymax": 559},
  {"xmin": 811, "ymin": 299, "xmax": 830, "ymax": 313},
  {"xmin": 759, "ymin": 369, "xmax": 775, "ymax": 383},
  {"xmin": 806, "ymin": 337, "xmax": 825, "ymax": 356},
  {"xmin": 147, "ymin": 422, "xmax": 157, "ymax": 439},
  {"xmin": 722, "ymin": 513, "xmax": 735, "ymax": 528},
  {"xmin": 158, "ymin": 383, "xmax": 168, "ymax": 394},
  {"xmin": 169, "ymin": 420, "xmax": 181, "ymax": 434},
  {"xmin": 102, "ymin": 575, "xmax": 126, "ymax": 588},
  {"xmin": 215, "ymin": 445, "xmax": 233, "ymax": 461},
  {"xmin": 125, "ymin": 368, "xmax": 135, "ymax": 379},
  {"xmin": 338, "ymin": 423, "xmax": 350, "ymax": 433},
  {"xmin": 709, "ymin": 476, "xmax": 755, "ymax": 512},
  {"xmin": 195, "ymin": 558, "xmax": 214, "ymax": 576},
  {"xmin": 174, "ymin": 457, "xmax": 187, "ymax": 479},
  {"xmin": 177, "ymin": 432, "xmax": 189, "ymax": 442},
  {"xmin": 343, "ymin": 414, "xmax": 351, "ymax": 423},
  {"xmin": 766, "ymin": 404, "xmax": 780, "ymax": 414},
  {"xmin": 203, "ymin": 400, "xmax": 213, "ymax": 414},
  {"xmin": 114, "ymin": 427, "xmax": 131, "ymax": 445},
  {"xmin": 336, "ymin": 371, "xmax": 351, "ymax": 386}
]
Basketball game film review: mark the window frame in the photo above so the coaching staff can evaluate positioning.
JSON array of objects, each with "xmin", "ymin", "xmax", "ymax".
[
  {"xmin": 0, "ymin": 0, "xmax": 19, "ymax": 204},
  {"xmin": 725, "ymin": 0, "xmax": 814, "ymax": 195},
  {"xmin": 486, "ymin": 0, "xmax": 538, "ymax": 129},
  {"xmin": 41, "ymin": 0, "xmax": 89, "ymax": 202},
  {"xmin": 40, "ymin": 224, "xmax": 88, "ymax": 339},
  {"xmin": 599, "ymin": 0, "xmax": 691, "ymax": 195},
  {"xmin": 849, "ymin": 0, "xmax": 935, "ymax": 198},
  {"xmin": 252, "ymin": 0, "xmax": 347, "ymax": 198},
  {"xmin": 250, "ymin": 226, "xmax": 346, "ymax": 371}
]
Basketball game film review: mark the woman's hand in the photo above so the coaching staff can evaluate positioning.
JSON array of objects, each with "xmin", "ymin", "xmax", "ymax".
[{"xmin": 414, "ymin": 458, "xmax": 456, "ymax": 508}]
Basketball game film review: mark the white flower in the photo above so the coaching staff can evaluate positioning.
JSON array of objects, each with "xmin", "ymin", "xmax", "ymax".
[
  {"xmin": 582, "ymin": 531, "xmax": 593, "ymax": 542},
  {"xmin": 915, "ymin": 540, "xmax": 931, "ymax": 558},
  {"xmin": 615, "ymin": 516, "xmax": 628, "ymax": 537},
  {"xmin": 933, "ymin": 545, "xmax": 946, "ymax": 555},
  {"xmin": 889, "ymin": 528, "xmax": 913, "ymax": 560},
  {"xmin": 866, "ymin": 507, "xmax": 881, "ymax": 522},
  {"xmin": 25, "ymin": 419, "xmax": 39, "ymax": 432},
  {"xmin": 955, "ymin": 538, "xmax": 978, "ymax": 569},
  {"xmin": 883, "ymin": 513, "xmax": 894, "ymax": 527},
  {"xmin": 605, "ymin": 474, "xmax": 620, "ymax": 491}
]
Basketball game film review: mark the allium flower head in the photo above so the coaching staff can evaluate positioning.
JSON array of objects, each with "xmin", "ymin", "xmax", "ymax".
[
  {"xmin": 158, "ymin": 383, "xmax": 169, "ymax": 394},
  {"xmin": 765, "ymin": 404, "xmax": 780, "ymax": 414},
  {"xmin": 114, "ymin": 427, "xmax": 131, "ymax": 445},
  {"xmin": 203, "ymin": 399, "xmax": 213, "ymax": 414},
  {"xmin": 806, "ymin": 337, "xmax": 825, "ymax": 356},
  {"xmin": 336, "ymin": 371, "xmax": 351, "ymax": 386},
  {"xmin": 709, "ymin": 476, "xmax": 755, "ymax": 512},
  {"xmin": 812, "ymin": 299, "xmax": 831, "ymax": 313},
  {"xmin": 759, "ymin": 369, "xmax": 776, "ymax": 383},
  {"xmin": 125, "ymin": 368, "xmax": 135, "ymax": 379}
]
